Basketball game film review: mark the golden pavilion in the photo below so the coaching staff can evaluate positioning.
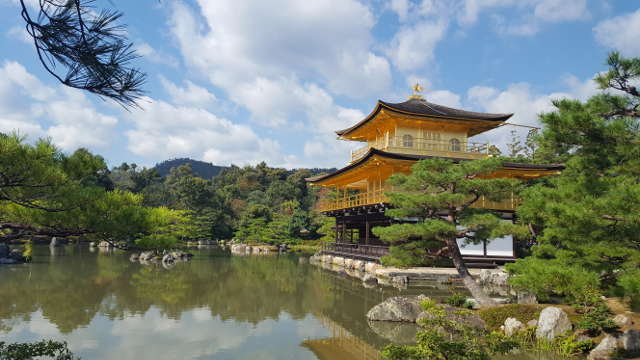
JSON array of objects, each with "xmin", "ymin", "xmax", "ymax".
[{"xmin": 307, "ymin": 85, "xmax": 563, "ymax": 265}]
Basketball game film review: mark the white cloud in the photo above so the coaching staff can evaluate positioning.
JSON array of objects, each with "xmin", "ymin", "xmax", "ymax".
[
  {"xmin": 458, "ymin": 0, "xmax": 515, "ymax": 26},
  {"xmin": 125, "ymin": 97, "xmax": 289, "ymax": 167},
  {"xmin": 159, "ymin": 76, "xmax": 216, "ymax": 108},
  {"xmin": 389, "ymin": 0, "xmax": 411, "ymax": 22},
  {"xmin": 0, "ymin": 61, "xmax": 118, "ymax": 150},
  {"xmin": 134, "ymin": 42, "xmax": 179, "ymax": 67},
  {"xmin": 166, "ymin": 0, "xmax": 397, "ymax": 167},
  {"xmin": 457, "ymin": 0, "xmax": 589, "ymax": 36},
  {"xmin": 466, "ymin": 75, "xmax": 598, "ymax": 151},
  {"xmin": 427, "ymin": 90, "xmax": 461, "ymax": 108},
  {"xmin": 388, "ymin": 20, "xmax": 447, "ymax": 71},
  {"xmin": 6, "ymin": 25, "xmax": 31, "ymax": 43},
  {"xmin": 594, "ymin": 9, "xmax": 640, "ymax": 57},
  {"xmin": 533, "ymin": 0, "xmax": 589, "ymax": 22},
  {"xmin": 170, "ymin": 0, "xmax": 390, "ymax": 96}
]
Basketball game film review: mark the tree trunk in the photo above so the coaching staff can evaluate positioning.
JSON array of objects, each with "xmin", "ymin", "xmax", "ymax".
[{"xmin": 445, "ymin": 236, "xmax": 497, "ymax": 308}]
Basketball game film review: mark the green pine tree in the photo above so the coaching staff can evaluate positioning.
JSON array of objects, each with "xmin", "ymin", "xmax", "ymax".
[
  {"xmin": 509, "ymin": 52, "xmax": 640, "ymax": 301},
  {"xmin": 373, "ymin": 158, "xmax": 527, "ymax": 307}
]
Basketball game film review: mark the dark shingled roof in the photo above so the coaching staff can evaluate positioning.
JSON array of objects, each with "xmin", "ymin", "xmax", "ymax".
[
  {"xmin": 306, "ymin": 148, "xmax": 564, "ymax": 183},
  {"xmin": 336, "ymin": 98, "xmax": 513, "ymax": 136},
  {"xmin": 380, "ymin": 98, "xmax": 513, "ymax": 121}
]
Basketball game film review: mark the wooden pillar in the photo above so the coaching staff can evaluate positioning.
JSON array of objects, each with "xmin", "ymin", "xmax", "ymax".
[{"xmin": 365, "ymin": 216, "xmax": 370, "ymax": 245}]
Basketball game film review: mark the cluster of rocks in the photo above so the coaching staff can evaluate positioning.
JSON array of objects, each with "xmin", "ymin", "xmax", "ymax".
[
  {"xmin": 499, "ymin": 307, "xmax": 639, "ymax": 359},
  {"xmin": 588, "ymin": 315, "xmax": 639, "ymax": 360},
  {"xmin": 229, "ymin": 243, "xmax": 282, "ymax": 255},
  {"xmin": 366, "ymin": 295, "xmax": 486, "ymax": 328},
  {"xmin": 311, "ymin": 254, "xmax": 381, "ymax": 274},
  {"xmin": 0, "ymin": 244, "xmax": 28, "ymax": 264},
  {"xmin": 365, "ymin": 295, "xmax": 639, "ymax": 359},
  {"xmin": 129, "ymin": 249, "xmax": 193, "ymax": 267}
]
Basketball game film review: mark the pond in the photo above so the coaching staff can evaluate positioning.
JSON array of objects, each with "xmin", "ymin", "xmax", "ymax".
[{"xmin": 0, "ymin": 245, "xmax": 564, "ymax": 359}]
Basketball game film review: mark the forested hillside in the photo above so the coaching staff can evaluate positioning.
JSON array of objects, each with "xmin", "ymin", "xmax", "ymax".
[
  {"xmin": 108, "ymin": 161, "xmax": 335, "ymax": 244},
  {"xmin": 154, "ymin": 158, "xmax": 226, "ymax": 179}
]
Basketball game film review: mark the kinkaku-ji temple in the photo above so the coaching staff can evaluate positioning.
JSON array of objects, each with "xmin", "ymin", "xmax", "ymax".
[{"xmin": 307, "ymin": 85, "xmax": 563, "ymax": 266}]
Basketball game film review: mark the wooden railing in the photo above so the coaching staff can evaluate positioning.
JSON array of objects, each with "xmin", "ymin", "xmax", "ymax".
[
  {"xmin": 316, "ymin": 188, "xmax": 388, "ymax": 212},
  {"xmin": 316, "ymin": 189, "xmax": 518, "ymax": 212},
  {"xmin": 350, "ymin": 137, "xmax": 489, "ymax": 162},
  {"xmin": 322, "ymin": 242, "xmax": 390, "ymax": 260}
]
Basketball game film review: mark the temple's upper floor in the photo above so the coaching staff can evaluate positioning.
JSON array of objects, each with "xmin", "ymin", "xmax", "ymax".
[{"xmin": 336, "ymin": 94, "xmax": 512, "ymax": 163}]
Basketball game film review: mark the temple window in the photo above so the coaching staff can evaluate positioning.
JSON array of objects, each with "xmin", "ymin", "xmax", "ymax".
[
  {"xmin": 402, "ymin": 134, "xmax": 413, "ymax": 147},
  {"xmin": 450, "ymin": 138, "xmax": 461, "ymax": 152}
]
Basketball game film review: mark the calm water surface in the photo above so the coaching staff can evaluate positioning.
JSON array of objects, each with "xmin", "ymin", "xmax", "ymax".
[{"xmin": 0, "ymin": 246, "xmax": 563, "ymax": 359}]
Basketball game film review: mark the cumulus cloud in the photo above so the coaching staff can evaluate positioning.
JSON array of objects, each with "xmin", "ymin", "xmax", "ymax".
[
  {"xmin": 169, "ymin": 0, "xmax": 391, "ymax": 107},
  {"xmin": 466, "ymin": 75, "xmax": 599, "ymax": 151},
  {"xmin": 594, "ymin": 9, "xmax": 640, "ymax": 57},
  {"xmin": 159, "ymin": 76, "xmax": 217, "ymax": 108},
  {"xmin": 389, "ymin": 0, "xmax": 411, "ymax": 22},
  {"xmin": 388, "ymin": 20, "xmax": 447, "ymax": 71},
  {"xmin": 166, "ymin": 0, "xmax": 382, "ymax": 167},
  {"xmin": 457, "ymin": 0, "xmax": 588, "ymax": 36},
  {"xmin": 533, "ymin": 0, "xmax": 589, "ymax": 22},
  {"xmin": 134, "ymin": 42, "xmax": 179, "ymax": 67},
  {"xmin": 125, "ymin": 97, "xmax": 290, "ymax": 167},
  {"xmin": 0, "ymin": 61, "xmax": 118, "ymax": 150}
]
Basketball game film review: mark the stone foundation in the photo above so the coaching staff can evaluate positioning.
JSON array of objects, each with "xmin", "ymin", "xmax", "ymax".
[{"xmin": 310, "ymin": 252, "xmax": 513, "ymax": 295}]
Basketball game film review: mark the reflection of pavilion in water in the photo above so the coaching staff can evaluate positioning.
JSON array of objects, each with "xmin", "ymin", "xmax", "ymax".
[
  {"xmin": 300, "ymin": 268, "xmax": 430, "ymax": 360},
  {"xmin": 302, "ymin": 314, "xmax": 382, "ymax": 360}
]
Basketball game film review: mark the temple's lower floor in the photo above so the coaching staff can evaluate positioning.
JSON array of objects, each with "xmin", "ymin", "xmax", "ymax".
[{"xmin": 322, "ymin": 205, "xmax": 517, "ymax": 268}]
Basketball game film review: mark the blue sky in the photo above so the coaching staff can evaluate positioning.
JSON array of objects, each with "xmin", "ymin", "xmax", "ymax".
[{"xmin": 0, "ymin": 0, "xmax": 638, "ymax": 169}]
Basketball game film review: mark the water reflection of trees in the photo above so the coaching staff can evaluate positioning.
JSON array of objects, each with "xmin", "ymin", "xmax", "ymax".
[{"xmin": 0, "ymin": 247, "xmax": 353, "ymax": 334}]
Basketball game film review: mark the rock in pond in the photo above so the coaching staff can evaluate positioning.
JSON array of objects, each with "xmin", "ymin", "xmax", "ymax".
[
  {"xmin": 536, "ymin": 307, "xmax": 572, "ymax": 340},
  {"xmin": 367, "ymin": 295, "xmax": 429, "ymax": 322},
  {"xmin": 139, "ymin": 251, "xmax": 155, "ymax": 262},
  {"xmin": 129, "ymin": 253, "xmax": 140, "ymax": 262},
  {"xmin": 8, "ymin": 249, "xmax": 24, "ymax": 261},
  {"xmin": 362, "ymin": 274, "xmax": 378, "ymax": 285},
  {"xmin": 0, "ymin": 244, "xmax": 9, "ymax": 258},
  {"xmin": 162, "ymin": 254, "xmax": 175, "ymax": 263}
]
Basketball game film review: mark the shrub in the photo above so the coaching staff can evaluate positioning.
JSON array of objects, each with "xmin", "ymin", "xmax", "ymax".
[
  {"xmin": 576, "ymin": 304, "xmax": 617, "ymax": 336},
  {"xmin": 443, "ymin": 293, "xmax": 468, "ymax": 307},
  {"xmin": 479, "ymin": 304, "xmax": 543, "ymax": 330},
  {"xmin": 555, "ymin": 335, "xmax": 597, "ymax": 357},
  {"xmin": 506, "ymin": 257, "xmax": 600, "ymax": 302},
  {"xmin": 618, "ymin": 269, "xmax": 640, "ymax": 300},
  {"xmin": 0, "ymin": 340, "xmax": 78, "ymax": 360},
  {"xmin": 570, "ymin": 287, "xmax": 618, "ymax": 336}
]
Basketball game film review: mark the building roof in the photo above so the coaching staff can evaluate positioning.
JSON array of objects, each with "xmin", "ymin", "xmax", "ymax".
[
  {"xmin": 306, "ymin": 148, "xmax": 564, "ymax": 184},
  {"xmin": 336, "ymin": 98, "xmax": 513, "ymax": 137}
]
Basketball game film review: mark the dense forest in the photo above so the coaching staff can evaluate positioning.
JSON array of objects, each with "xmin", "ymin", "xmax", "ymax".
[
  {"xmin": 0, "ymin": 135, "xmax": 334, "ymax": 250},
  {"xmin": 107, "ymin": 160, "xmax": 334, "ymax": 244}
]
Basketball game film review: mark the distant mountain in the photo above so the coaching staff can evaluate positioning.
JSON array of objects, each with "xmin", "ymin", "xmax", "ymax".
[
  {"xmin": 154, "ymin": 158, "xmax": 337, "ymax": 180},
  {"xmin": 154, "ymin": 158, "xmax": 226, "ymax": 179}
]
